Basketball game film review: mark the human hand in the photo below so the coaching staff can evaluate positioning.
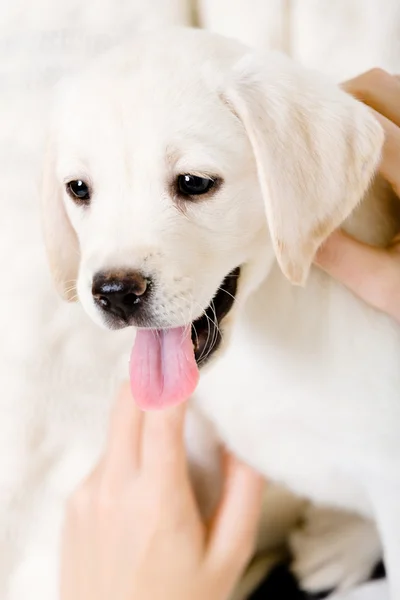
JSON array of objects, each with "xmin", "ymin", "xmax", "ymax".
[
  {"xmin": 315, "ymin": 69, "xmax": 400, "ymax": 323},
  {"xmin": 60, "ymin": 383, "xmax": 264, "ymax": 600}
]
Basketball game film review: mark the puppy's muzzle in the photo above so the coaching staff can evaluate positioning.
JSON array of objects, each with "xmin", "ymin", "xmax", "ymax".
[{"xmin": 92, "ymin": 270, "xmax": 150, "ymax": 324}]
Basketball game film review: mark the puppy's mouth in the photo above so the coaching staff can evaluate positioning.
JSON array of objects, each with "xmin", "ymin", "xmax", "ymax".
[
  {"xmin": 128, "ymin": 266, "xmax": 241, "ymax": 410},
  {"xmin": 191, "ymin": 266, "xmax": 241, "ymax": 367}
]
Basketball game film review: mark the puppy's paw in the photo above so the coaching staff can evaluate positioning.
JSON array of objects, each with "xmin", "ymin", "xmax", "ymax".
[{"xmin": 289, "ymin": 506, "xmax": 382, "ymax": 594}]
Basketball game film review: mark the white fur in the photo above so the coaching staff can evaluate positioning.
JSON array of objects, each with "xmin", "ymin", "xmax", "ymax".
[
  {"xmin": 0, "ymin": 7, "xmax": 286, "ymax": 600},
  {"xmin": 40, "ymin": 26, "xmax": 400, "ymax": 599},
  {"xmin": 198, "ymin": 1, "xmax": 400, "ymax": 592},
  {"xmin": 290, "ymin": 507, "xmax": 382, "ymax": 593},
  {"xmin": 2, "ymin": 2, "xmax": 400, "ymax": 599}
]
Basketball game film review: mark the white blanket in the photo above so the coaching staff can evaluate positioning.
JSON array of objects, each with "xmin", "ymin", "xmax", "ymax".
[
  {"xmin": 0, "ymin": 1, "xmax": 397, "ymax": 599},
  {"xmin": 333, "ymin": 582, "xmax": 388, "ymax": 600}
]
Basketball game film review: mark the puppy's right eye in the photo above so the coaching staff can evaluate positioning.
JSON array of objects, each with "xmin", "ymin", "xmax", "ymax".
[
  {"xmin": 66, "ymin": 180, "xmax": 91, "ymax": 203},
  {"xmin": 177, "ymin": 174, "xmax": 215, "ymax": 197}
]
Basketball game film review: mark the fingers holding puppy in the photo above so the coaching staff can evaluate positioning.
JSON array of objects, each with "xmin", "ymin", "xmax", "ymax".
[
  {"xmin": 343, "ymin": 69, "xmax": 400, "ymax": 197},
  {"xmin": 343, "ymin": 68, "xmax": 400, "ymax": 126},
  {"xmin": 315, "ymin": 69, "xmax": 400, "ymax": 323}
]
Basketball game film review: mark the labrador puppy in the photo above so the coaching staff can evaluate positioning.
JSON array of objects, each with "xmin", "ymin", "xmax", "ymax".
[{"xmin": 42, "ymin": 28, "xmax": 400, "ymax": 598}]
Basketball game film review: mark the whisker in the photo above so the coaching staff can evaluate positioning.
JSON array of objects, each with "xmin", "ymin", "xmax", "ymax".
[
  {"xmin": 64, "ymin": 294, "xmax": 78, "ymax": 303},
  {"xmin": 197, "ymin": 301, "xmax": 221, "ymax": 364},
  {"xmin": 198, "ymin": 312, "xmax": 212, "ymax": 363},
  {"xmin": 205, "ymin": 301, "xmax": 218, "ymax": 353},
  {"xmin": 192, "ymin": 323, "xmax": 199, "ymax": 354},
  {"xmin": 184, "ymin": 296, "xmax": 221, "ymax": 365},
  {"xmin": 202, "ymin": 300, "xmax": 220, "ymax": 362},
  {"xmin": 217, "ymin": 286, "xmax": 236, "ymax": 302},
  {"xmin": 64, "ymin": 286, "xmax": 77, "ymax": 296}
]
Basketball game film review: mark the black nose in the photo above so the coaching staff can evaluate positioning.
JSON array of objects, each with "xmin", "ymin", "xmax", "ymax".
[{"xmin": 92, "ymin": 270, "xmax": 150, "ymax": 323}]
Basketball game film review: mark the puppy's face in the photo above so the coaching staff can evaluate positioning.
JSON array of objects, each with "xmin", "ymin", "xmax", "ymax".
[
  {"xmin": 42, "ymin": 29, "xmax": 383, "ymax": 373},
  {"xmin": 49, "ymin": 52, "xmax": 263, "ymax": 366}
]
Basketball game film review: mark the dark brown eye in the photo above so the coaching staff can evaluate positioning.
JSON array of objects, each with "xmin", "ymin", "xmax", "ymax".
[
  {"xmin": 66, "ymin": 180, "xmax": 91, "ymax": 203},
  {"xmin": 177, "ymin": 174, "xmax": 215, "ymax": 197}
]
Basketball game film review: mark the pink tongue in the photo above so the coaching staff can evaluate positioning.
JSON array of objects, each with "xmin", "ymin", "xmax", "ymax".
[{"xmin": 129, "ymin": 327, "xmax": 199, "ymax": 410}]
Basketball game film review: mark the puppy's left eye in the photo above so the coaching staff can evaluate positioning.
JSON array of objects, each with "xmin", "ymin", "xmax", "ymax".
[
  {"xmin": 177, "ymin": 174, "xmax": 215, "ymax": 196},
  {"xmin": 66, "ymin": 179, "xmax": 91, "ymax": 203}
]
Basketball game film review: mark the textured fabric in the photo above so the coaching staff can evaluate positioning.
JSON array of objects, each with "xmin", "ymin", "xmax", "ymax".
[
  {"xmin": 249, "ymin": 563, "xmax": 386, "ymax": 600},
  {"xmin": 332, "ymin": 581, "xmax": 389, "ymax": 600}
]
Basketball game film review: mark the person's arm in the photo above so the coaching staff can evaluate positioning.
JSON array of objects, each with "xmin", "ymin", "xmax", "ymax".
[
  {"xmin": 60, "ymin": 383, "xmax": 264, "ymax": 600},
  {"xmin": 315, "ymin": 69, "xmax": 400, "ymax": 323}
]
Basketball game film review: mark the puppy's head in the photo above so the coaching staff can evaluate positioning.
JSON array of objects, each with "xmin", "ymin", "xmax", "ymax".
[{"xmin": 42, "ymin": 28, "xmax": 383, "ymax": 379}]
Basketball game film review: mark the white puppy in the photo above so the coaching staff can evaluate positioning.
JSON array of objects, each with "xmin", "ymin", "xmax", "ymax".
[{"xmin": 42, "ymin": 27, "xmax": 400, "ymax": 598}]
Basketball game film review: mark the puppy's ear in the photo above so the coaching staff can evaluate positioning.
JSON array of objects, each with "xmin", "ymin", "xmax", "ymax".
[
  {"xmin": 41, "ymin": 139, "xmax": 79, "ymax": 301},
  {"xmin": 223, "ymin": 53, "xmax": 384, "ymax": 285}
]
